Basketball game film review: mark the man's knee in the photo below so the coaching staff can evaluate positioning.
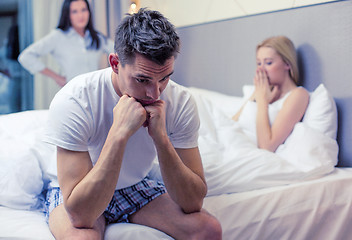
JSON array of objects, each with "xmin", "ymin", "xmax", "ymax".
[
  {"xmin": 49, "ymin": 205, "xmax": 105, "ymax": 240},
  {"xmin": 50, "ymin": 225, "xmax": 105, "ymax": 240},
  {"xmin": 191, "ymin": 212, "xmax": 222, "ymax": 240},
  {"xmin": 202, "ymin": 214, "xmax": 222, "ymax": 240}
]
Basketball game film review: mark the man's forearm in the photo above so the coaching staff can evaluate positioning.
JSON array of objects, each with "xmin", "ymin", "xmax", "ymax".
[
  {"xmin": 155, "ymin": 138, "xmax": 207, "ymax": 213},
  {"xmin": 62, "ymin": 135, "xmax": 127, "ymax": 228}
]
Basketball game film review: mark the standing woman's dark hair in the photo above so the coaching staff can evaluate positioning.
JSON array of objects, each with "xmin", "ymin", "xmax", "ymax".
[{"xmin": 57, "ymin": 0, "xmax": 100, "ymax": 49}]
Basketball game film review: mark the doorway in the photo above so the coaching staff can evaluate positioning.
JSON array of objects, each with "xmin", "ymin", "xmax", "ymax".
[{"xmin": 0, "ymin": 0, "xmax": 33, "ymax": 114}]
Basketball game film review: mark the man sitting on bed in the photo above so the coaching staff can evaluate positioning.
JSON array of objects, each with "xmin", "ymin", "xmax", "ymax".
[{"xmin": 43, "ymin": 8, "xmax": 221, "ymax": 240}]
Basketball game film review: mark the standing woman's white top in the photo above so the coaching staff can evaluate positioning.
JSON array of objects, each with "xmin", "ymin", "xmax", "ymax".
[
  {"xmin": 18, "ymin": 0, "xmax": 114, "ymax": 87},
  {"xmin": 18, "ymin": 28, "xmax": 114, "ymax": 84}
]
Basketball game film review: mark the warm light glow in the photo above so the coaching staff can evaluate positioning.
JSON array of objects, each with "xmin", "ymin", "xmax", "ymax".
[{"xmin": 129, "ymin": 1, "xmax": 139, "ymax": 14}]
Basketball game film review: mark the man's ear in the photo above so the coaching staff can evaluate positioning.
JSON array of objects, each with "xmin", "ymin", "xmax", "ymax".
[{"xmin": 109, "ymin": 53, "xmax": 119, "ymax": 74}]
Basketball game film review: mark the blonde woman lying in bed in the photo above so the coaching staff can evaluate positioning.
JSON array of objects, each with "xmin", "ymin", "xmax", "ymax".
[{"xmin": 232, "ymin": 36, "xmax": 309, "ymax": 152}]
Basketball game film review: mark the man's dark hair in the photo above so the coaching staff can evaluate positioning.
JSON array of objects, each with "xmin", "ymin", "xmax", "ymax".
[{"xmin": 114, "ymin": 8, "xmax": 180, "ymax": 66}]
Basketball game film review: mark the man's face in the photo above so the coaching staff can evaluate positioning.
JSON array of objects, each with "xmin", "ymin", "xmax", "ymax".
[{"xmin": 114, "ymin": 54, "xmax": 175, "ymax": 105}]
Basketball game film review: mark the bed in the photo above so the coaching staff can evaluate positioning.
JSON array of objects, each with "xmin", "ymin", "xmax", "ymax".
[{"xmin": 1, "ymin": 1, "xmax": 352, "ymax": 239}]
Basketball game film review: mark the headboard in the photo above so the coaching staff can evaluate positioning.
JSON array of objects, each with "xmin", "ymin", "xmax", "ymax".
[{"xmin": 173, "ymin": 0, "xmax": 352, "ymax": 167}]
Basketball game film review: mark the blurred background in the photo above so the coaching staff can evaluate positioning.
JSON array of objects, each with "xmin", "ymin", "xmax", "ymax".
[{"xmin": 0, "ymin": 0, "xmax": 337, "ymax": 113}]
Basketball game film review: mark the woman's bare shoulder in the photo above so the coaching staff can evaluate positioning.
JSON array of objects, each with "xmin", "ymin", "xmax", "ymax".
[{"xmin": 289, "ymin": 86, "xmax": 309, "ymax": 100}]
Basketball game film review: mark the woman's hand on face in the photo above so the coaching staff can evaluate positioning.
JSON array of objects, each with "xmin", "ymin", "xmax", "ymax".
[{"xmin": 254, "ymin": 68, "xmax": 280, "ymax": 104}]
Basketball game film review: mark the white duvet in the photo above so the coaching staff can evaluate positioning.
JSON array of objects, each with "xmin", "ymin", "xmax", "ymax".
[
  {"xmin": 191, "ymin": 86, "xmax": 338, "ymax": 196},
  {"xmin": 199, "ymin": 107, "xmax": 337, "ymax": 196}
]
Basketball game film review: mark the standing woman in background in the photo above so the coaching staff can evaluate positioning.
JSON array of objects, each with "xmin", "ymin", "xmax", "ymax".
[{"xmin": 18, "ymin": 0, "xmax": 114, "ymax": 87}]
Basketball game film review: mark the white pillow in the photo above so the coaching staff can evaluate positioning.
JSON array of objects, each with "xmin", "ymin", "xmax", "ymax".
[
  {"xmin": 188, "ymin": 87, "xmax": 244, "ymax": 118},
  {"xmin": 242, "ymin": 85, "xmax": 255, "ymax": 99},
  {"xmin": 303, "ymin": 84, "xmax": 338, "ymax": 139},
  {"xmin": 0, "ymin": 110, "xmax": 49, "ymax": 210},
  {"xmin": 0, "ymin": 140, "xmax": 44, "ymax": 210},
  {"xmin": 241, "ymin": 84, "xmax": 338, "ymax": 139}
]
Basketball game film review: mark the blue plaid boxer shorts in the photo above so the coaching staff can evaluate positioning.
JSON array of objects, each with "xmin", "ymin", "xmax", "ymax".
[{"xmin": 44, "ymin": 177, "xmax": 166, "ymax": 224}]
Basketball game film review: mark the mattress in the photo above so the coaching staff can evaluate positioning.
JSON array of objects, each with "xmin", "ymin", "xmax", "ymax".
[
  {"xmin": 203, "ymin": 167, "xmax": 352, "ymax": 240},
  {"xmin": 0, "ymin": 206, "xmax": 172, "ymax": 240},
  {"xmin": 1, "ymin": 168, "xmax": 352, "ymax": 239}
]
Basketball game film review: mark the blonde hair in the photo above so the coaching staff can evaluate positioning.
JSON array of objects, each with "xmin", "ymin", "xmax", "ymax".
[{"xmin": 257, "ymin": 36, "xmax": 299, "ymax": 85}]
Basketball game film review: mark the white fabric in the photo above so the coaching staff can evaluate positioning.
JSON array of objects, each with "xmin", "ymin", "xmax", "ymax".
[
  {"xmin": 0, "ymin": 143, "xmax": 43, "ymax": 210},
  {"xmin": 105, "ymin": 223, "xmax": 173, "ymax": 240},
  {"xmin": 203, "ymin": 168, "xmax": 352, "ymax": 240},
  {"xmin": 2, "ymin": 168, "xmax": 352, "ymax": 240},
  {"xmin": 148, "ymin": 85, "xmax": 338, "ymax": 196},
  {"xmin": 0, "ymin": 206, "xmax": 54, "ymax": 239},
  {"xmin": 199, "ymin": 110, "xmax": 337, "ymax": 196},
  {"xmin": 0, "ymin": 206, "xmax": 173, "ymax": 240},
  {"xmin": 44, "ymin": 68, "xmax": 199, "ymax": 189},
  {"xmin": 303, "ymin": 83, "xmax": 338, "ymax": 139},
  {"xmin": 187, "ymin": 87, "xmax": 244, "ymax": 118},
  {"xmin": 237, "ymin": 90, "xmax": 291, "ymax": 144},
  {"xmin": 188, "ymin": 85, "xmax": 338, "ymax": 196},
  {"xmin": 275, "ymin": 122, "xmax": 338, "ymax": 172},
  {"xmin": 18, "ymin": 28, "xmax": 114, "ymax": 82},
  {"xmin": 241, "ymin": 84, "xmax": 338, "ymax": 139},
  {"xmin": 0, "ymin": 110, "xmax": 49, "ymax": 210}
]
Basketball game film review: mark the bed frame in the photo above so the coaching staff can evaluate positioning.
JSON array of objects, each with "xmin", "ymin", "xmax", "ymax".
[{"xmin": 173, "ymin": 0, "xmax": 352, "ymax": 167}]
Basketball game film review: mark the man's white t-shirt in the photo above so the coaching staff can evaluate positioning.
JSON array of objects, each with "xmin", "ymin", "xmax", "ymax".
[{"xmin": 44, "ymin": 68, "xmax": 200, "ymax": 190}]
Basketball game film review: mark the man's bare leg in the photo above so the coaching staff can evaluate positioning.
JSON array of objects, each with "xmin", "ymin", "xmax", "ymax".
[{"xmin": 129, "ymin": 193, "xmax": 222, "ymax": 240}]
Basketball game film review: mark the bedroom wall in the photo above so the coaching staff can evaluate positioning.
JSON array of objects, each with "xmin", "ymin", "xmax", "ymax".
[
  {"xmin": 171, "ymin": 0, "xmax": 352, "ymax": 167},
  {"xmin": 31, "ymin": 0, "xmax": 62, "ymax": 110},
  {"xmin": 21, "ymin": 0, "xmax": 351, "ymax": 166},
  {"xmin": 139, "ymin": 0, "xmax": 338, "ymax": 27},
  {"xmin": 30, "ymin": 0, "xmax": 338, "ymax": 109}
]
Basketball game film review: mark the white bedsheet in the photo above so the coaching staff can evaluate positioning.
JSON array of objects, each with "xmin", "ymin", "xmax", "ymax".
[
  {"xmin": 0, "ymin": 207, "xmax": 173, "ymax": 240},
  {"xmin": 188, "ymin": 86, "xmax": 338, "ymax": 196},
  {"xmin": 1, "ymin": 168, "xmax": 352, "ymax": 240},
  {"xmin": 203, "ymin": 167, "xmax": 352, "ymax": 240},
  {"xmin": 199, "ymin": 109, "xmax": 338, "ymax": 196}
]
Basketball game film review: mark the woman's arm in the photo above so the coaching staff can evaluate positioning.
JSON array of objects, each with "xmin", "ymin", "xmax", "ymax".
[
  {"xmin": 18, "ymin": 30, "xmax": 66, "ymax": 86},
  {"xmin": 40, "ymin": 68, "xmax": 66, "ymax": 87},
  {"xmin": 256, "ymin": 87, "xmax": 309, "ymax": 152}
]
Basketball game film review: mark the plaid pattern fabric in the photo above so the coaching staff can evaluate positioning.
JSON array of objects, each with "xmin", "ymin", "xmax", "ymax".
[
  {"xmin": 44, "ymin": 187, "xmax": 63, "ymax": 222},
  {"xmin": 44, "ymin": 178, "xmax": 166, "ymax": 224}
]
